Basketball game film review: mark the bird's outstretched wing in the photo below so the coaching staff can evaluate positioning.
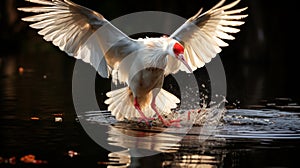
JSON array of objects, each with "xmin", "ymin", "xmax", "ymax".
[
  {"xmin": 165, "ymin": 0, "xmax": 248, "ymax": 74},
  {"xmin": 18, "ymin": 0, "xmax": 138, "ymax": 78}
]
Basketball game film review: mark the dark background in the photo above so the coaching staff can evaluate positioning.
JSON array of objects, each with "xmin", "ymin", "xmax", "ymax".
[
  {"xmin": 1, "ymin": 0, "xmax": 299, "ymax": 107},
  {"xmin": 1, "ymin": 0, "xmax": 300, "ymax": 167}
]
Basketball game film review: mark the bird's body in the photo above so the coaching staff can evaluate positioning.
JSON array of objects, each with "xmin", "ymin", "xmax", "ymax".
[
  {"xmin": 18, "ymin": 0, "xmax": 248, "ymax": 126},
  {"xmin": 105, "ymin": 37, "xmax": 184, "ymax": 125}
]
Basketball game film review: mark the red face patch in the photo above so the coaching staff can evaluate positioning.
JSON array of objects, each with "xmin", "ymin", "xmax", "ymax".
[{"xmin": 173, "ymin": 42, "xmax": 184, "ymax": 55}]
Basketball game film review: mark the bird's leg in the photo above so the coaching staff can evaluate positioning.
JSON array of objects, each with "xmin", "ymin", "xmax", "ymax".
[
  {"xmin": 150, "ymin": 98, "xmax": 181, "ymax": 127},
  {"xmin": 150, "ymin": 100, "xmax": 167, "ymax": 125},
  {"xmin": 133, "ymin": 97, "xmax": 151, "ymax": 126}
]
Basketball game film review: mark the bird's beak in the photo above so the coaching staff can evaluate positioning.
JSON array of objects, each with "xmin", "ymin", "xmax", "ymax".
[{"xmin": 177, "ymin": 54, "xmax": 193, "ymax": 73}]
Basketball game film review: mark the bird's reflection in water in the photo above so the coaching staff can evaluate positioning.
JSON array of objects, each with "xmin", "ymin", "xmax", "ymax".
[
  {"xmin": 107, "ymin": 125, "xmax": 182, "ymax": 153},
  {"xmin": 103, "ymin": 124, "xmax": 226, "ymax": 167},
  {"xmin": 102, "ymin": 115, "xmax": 227, "ymax": 168},
  {"xmin": 80, "ymin": 100, "xmax": 227, "ymax": 167},
  {"xmin": 77, "ymin": 97, "xmax": 226, "ymax": 167}
]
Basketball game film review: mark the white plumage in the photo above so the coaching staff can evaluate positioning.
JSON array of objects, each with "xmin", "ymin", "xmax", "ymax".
[{"xmin": 18, "ymin": 0, "xmax": 247, "ymax": 126}]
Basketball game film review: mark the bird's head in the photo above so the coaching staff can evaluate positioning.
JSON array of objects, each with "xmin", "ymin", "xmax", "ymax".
[{"xmin": 168, "ymin": 40, "xmax": 193, "ymax": 72}]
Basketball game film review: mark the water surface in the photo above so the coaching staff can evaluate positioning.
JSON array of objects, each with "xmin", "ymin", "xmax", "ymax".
[{"xmin": 1, "ymin": 54, "xmax": 300, "ymax": 168}]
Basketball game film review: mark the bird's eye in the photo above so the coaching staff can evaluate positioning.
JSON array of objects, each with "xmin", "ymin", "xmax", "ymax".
[{"xmin": 173, "ymin": 42, "xmax": 184, "ymax": 55}]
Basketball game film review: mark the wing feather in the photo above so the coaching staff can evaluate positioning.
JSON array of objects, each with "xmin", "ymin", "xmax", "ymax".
[
  {"xmin": 168, "ymin": 0, "xmax": 247, "ymax": 73},
  {"xmin": 18, "ymin": 0, "xmax": 137, "ymax": 79}
]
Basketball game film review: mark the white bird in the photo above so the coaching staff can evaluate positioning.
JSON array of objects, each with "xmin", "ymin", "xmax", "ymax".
[{"xmin": 18, "ymin": 0, "xmax": 247, "ymax": 126}]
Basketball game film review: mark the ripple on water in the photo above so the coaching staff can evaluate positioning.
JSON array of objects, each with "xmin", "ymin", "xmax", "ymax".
[
  {"xmin": 218, "ymin": 108, "xmax": 300, "ymax": 139},
  {"xmin": 80, "ymin": 107, "xmax": 300, "ymax": 140}
]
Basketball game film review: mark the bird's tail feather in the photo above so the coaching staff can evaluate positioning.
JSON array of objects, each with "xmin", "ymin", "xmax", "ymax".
[
  {"xmin": 155, "ymin": 89, "xmax": 180, "ymax": 113},
  {"xmin": 104, "ymin": 87, "xmax": 136, "ymax": 121},
  {"xmin": 105, "ymin": 87, "xmax": 180, "ymax": 121}
]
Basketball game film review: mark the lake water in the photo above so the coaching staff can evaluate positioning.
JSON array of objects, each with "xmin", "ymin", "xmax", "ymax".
[{"xmin": 1, "ymin": 53, "xmax": 300, "ymax": 168}]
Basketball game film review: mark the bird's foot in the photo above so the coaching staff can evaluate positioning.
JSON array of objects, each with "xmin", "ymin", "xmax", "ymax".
[
  {"xmin": 169, "ymin": 118, "xmax": 182, "ymax": 128},
  {"xmin": 158, "ymin": 116, "xmax": 181, "ymax": 128}
]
